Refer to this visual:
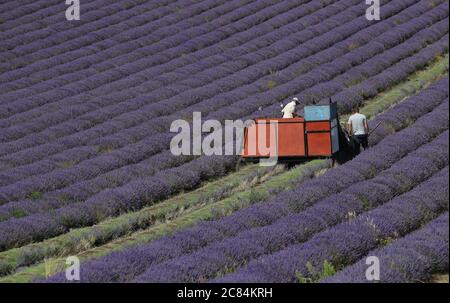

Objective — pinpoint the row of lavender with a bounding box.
[0,2,442,197]
[0,48,447,224]
[43,86,449,282]
[0,0,362,156]
[0,2,445,198]
[132,130,449,282]
[0,0,308,109]
[323,212,449,283]
[1,1,442,171]
[0,0,211,48]
[0,69,446,251]
[0,0,399,142]
[0,5,445,196]
[2,0,304,90]
[215,168,449,283]
[1,0,258,73]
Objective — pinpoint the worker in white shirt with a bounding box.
[281,97,299,118]
[347,105,369,153]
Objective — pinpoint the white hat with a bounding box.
[292,97,299,101]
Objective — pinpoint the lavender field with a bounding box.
[0,0,448,283]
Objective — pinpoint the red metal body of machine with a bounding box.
[241,103,340,161]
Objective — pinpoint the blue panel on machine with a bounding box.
[304,103,337,121]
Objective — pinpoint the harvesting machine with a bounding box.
[241,102,353,164]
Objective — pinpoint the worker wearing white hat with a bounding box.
[281,97,299,118]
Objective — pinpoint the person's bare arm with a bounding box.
[364,119,369,134]
[347,122,352,135]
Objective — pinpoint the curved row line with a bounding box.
[0,0,240,64]
[0,0,186,45]
[0,0,62,28]
[0,0,260,83]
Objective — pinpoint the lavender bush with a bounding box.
[215,167,448,283]
[322,212,449,283]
